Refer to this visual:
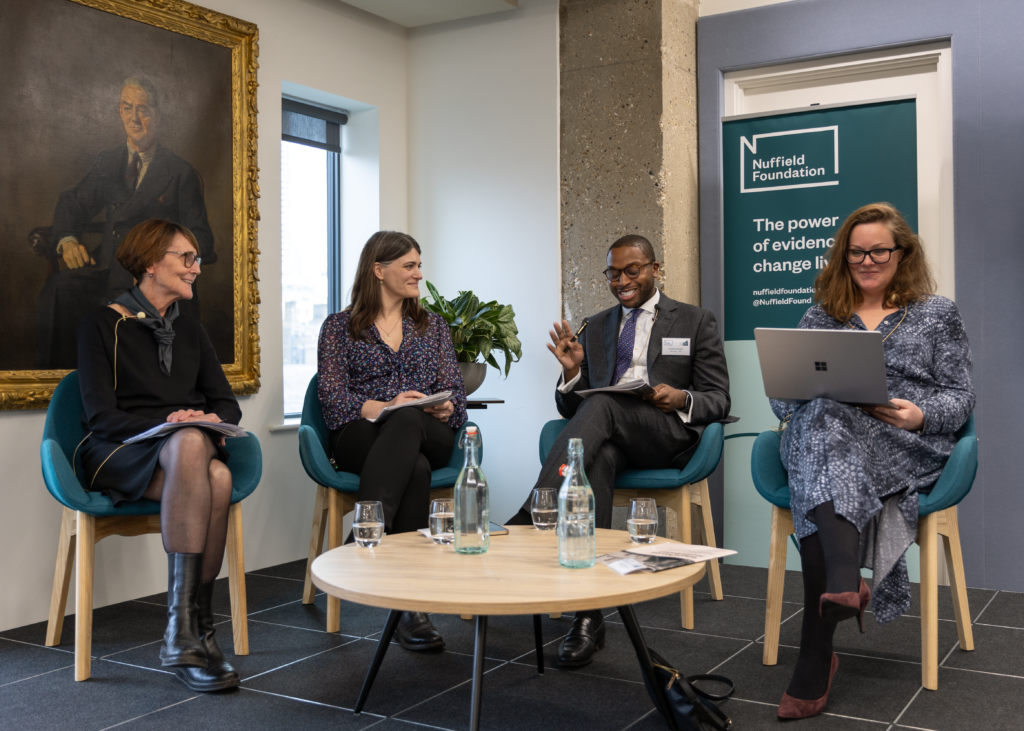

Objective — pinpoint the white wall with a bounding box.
[408,0,561,524]
[0,0,410,633]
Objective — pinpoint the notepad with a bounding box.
[367,391,452,423]
[124,421,248,444]
[577,379,656,398]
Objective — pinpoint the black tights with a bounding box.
[787,531,838,700]
[330,409,455,534]
[812,500,861,594]
[143,428,233,583]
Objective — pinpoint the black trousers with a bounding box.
[330,408,456,534]
[523,393,700,529]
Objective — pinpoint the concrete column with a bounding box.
[560,0,699,322]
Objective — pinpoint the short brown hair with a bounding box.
[116,219,199,280]
[814,202,935,322]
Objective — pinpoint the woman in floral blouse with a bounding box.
[317,230,467,652]
[772,204,974,720]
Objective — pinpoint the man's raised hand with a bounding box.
[547,319,584,381]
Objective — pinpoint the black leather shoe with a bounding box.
[160,553,206,668]
[190,580,240,691]
[396,612,445,651]
[556,610,605,668]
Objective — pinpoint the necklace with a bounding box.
[375,313,403,342]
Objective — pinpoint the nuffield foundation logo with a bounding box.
[740,126,839,193]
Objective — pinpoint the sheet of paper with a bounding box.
[367,391,453,423]
[124,421,248,444]
[624,542,737,562]
[577,379,656,398]
[607,558,651,575]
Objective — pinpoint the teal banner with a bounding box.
[722,98,918,341]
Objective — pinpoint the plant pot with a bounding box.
[458,362,487,396]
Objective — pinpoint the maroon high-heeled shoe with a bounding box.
[777,653,839,719]
[819,577,871,633]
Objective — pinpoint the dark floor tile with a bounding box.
[900,667,1024,730]
[118,685,382,730]
[777,608,961,665]
[900,582,997,624]
[248,558,310,583]
[624,590,801,642]
[941,623,1024,677]
[0,657,194,731]
[400,660,653,731]
[1,599,169,659]
[626,697,886,730]
[428,613,569,662]
[518,619,750,685]
[713,563,805,603]
[0,639,74,687]
[108,615,359,681]
[245,636,500,717]
[716,642,921,723]
[974,590,1024,629]
[254,593,390,639]
[137,573,317,617]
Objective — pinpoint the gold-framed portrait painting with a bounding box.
[0,0,260,409]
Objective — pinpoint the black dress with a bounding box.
[77,306,241,504]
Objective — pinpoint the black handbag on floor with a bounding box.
[642,648,734,731]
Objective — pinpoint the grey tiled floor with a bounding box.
[1,560,1020,731]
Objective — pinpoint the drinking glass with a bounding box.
[626,498,658,544]
[530,487,558,530]
[353,501,385,547]
[429,498,455,545]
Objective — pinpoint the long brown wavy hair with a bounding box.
[815,202,935,322]
[347,230,429,340]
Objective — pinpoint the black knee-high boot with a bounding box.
[783,533,838,703]
[173,580,240,691]
[160,553,206,668]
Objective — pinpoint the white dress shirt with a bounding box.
[559,289,694,423]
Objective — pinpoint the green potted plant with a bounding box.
[421,281,522,395]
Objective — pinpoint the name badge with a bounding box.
[662,338,690,356]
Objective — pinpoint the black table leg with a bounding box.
[617,604,676,731]
[470,615,489,731]
[354,609,402,714]
[532,615,545,674]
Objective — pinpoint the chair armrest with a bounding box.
[919,433,978,515]
[298,424,342,487]
[225,431,263,503]
[539,419,569,465]
[678,422,724,484]
[751,430,791,508]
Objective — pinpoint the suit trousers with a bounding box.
[330,408,455,534]
[526,393,699,529]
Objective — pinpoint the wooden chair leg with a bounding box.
[939,507,974,652]
[679,486,694,630]
[304,485,329,605]
[549,613,562,619]
[693,480,724,601]
[461,615,473,620]
[763,506,793,666]
[326,489,344,633]
[919,511,939,690]
[75,512,95,681]
[46,507,77,647]
[226,502,249,656]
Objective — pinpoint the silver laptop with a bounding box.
[754,328,893,406]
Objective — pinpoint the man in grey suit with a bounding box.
[508,234,732,667]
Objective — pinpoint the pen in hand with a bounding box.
[557,320,588,357]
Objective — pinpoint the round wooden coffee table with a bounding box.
[312,526,706,730]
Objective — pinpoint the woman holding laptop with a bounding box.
[771,203,974,719]
[77,219,243,692]
[317,230,467,650]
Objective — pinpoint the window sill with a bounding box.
[269,418,301,433]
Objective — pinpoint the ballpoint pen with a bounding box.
[557,320,588,357]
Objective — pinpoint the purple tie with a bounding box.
[612,308,641,384]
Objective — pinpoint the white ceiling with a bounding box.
[340,0,518,28]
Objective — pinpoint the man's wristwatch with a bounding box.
[683,393,692,412]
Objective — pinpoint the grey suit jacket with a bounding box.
[555,292,732,441]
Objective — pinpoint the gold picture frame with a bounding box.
[0,0,260,409]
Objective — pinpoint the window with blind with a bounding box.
[281,99,347,416]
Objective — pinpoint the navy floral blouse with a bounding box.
[317,311,468,432]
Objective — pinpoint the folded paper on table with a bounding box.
[597,551,695,574]
[124,421,248,444]
[625,542,736,562]
[368,391,453,423]
[577,379,656,398]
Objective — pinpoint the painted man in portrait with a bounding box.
[35,75,215,369]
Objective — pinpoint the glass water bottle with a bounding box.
[454,426,489,554]
[558,437,596,568]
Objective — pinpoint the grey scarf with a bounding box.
[112,286,179,376]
